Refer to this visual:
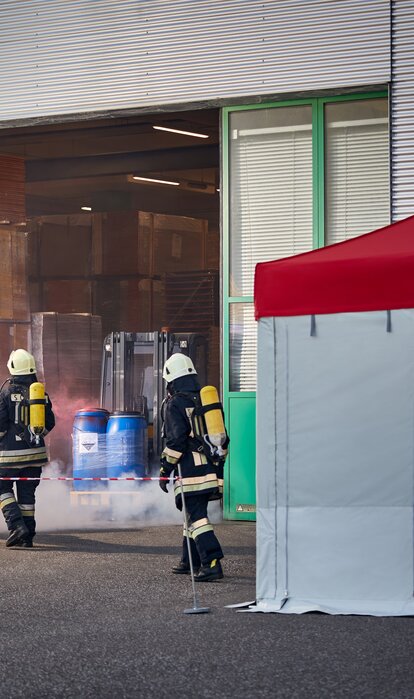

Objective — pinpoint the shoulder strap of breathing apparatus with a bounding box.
[10,381,48,446]
[175,387,228,462]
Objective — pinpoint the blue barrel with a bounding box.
[72,409,109,491]
[106,411,148,479]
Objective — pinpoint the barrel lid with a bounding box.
[75,408,110,417]
[110,410,144,418]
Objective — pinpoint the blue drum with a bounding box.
[106,411,148,480]
[72,409,109,491]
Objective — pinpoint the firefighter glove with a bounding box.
[159,467,170,493]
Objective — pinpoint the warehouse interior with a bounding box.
[0,108,220,468]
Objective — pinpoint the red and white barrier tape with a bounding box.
[0,476,172,481]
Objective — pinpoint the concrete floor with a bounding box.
[1,521,414,698]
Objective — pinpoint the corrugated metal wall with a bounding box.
[0,0,390,123]
[391,0,414,221]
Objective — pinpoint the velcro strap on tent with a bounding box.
[310,315,317,337]
[386,310,392,333]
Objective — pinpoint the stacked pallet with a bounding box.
[164,270,219,387]
[0,225,31,372]
[31,312,102,402]
[28,215,93,314]
[0,157,30,372]
[31,312,102,468]
[0,155,25,225]
[164,270,219,333]
[28,211,209,336]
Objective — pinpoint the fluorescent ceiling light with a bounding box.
[132,175,180,186]
[81,206,92,211]
[153,125,209,139]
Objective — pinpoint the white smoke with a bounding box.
[35,461,223,532]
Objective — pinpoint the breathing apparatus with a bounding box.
[11,381,47,446]
[28,382,47,445]
[199,385,227,458]
[7,350,47,445]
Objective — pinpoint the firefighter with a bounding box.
[159,353,229,582]
[0,349,55,548]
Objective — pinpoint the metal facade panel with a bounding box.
[0,0,390,122]
[391,0,414,221]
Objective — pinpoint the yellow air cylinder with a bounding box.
[29,382,46,436]
[200,385,226,449]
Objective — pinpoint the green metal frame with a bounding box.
[221,90,387,520]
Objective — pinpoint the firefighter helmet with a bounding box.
[163,353,197,382]
[7,349,37,376]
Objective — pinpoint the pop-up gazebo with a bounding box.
[252,215,414,615]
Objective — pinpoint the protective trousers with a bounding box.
[0,466,41,539]
[182,493,223,568]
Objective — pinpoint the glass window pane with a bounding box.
[325,98,389,244]
[230,303,256,392]
[229,105,313,297]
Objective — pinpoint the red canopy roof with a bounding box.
[254,216,414,319]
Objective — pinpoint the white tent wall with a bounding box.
[254,310,414,615]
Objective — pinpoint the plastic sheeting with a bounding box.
[252,310,414,616]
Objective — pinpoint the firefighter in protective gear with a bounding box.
[0,349,55,548]
[159,353,229,582]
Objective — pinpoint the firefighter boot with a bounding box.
[6,522,30,548]
[172,537,201,574]
[172,561,200,574]
[15,535,34,548]
[195,559,224,582]
[172,561,192,574]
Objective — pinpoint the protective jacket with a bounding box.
[0,374,55,468]
[161,374,228,509]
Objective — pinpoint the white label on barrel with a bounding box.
[79,432,99,454]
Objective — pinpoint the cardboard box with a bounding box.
[38,215,92,277]
[28,281,41,313]
[92,211,207,278]
[94,277,165,335]
[31,312,102,400]
[93,279,123,335]
[0,155,25,224]
[27,223,40,278]
[152,279,165,330]
[0,322,31,376]
[31,312,103,468]
[29,211,210,341]
[92,212,145,276]
[0,226,30,321]
[206,225,220,270]
[42,279,93,314]
[148,213,207,275]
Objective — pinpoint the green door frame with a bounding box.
[221,90,388,521]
